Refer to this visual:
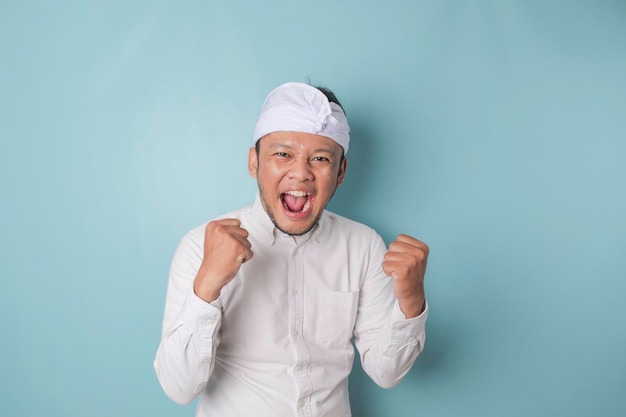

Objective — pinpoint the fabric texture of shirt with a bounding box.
[154,195,428,417]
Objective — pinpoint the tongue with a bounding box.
[283,194,307,212]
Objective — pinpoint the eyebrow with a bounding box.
[308,146,335,153]
[267,142,296,150]
[267,143,337,155]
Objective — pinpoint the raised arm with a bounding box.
[154,219,253,404]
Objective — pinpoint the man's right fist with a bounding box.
[193,219,253,303]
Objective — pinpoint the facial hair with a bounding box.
[256,181,340,236]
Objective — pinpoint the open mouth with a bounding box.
[281,190,312,216]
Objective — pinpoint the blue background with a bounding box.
[1,1,625,416]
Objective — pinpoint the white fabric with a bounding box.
[253,82,351,154]
[154,194,427,417]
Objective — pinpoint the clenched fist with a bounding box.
[193,219,253,303]
[382,234,429,318]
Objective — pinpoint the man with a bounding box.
[154,82,429,417]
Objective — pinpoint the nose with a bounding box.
[289,158,314,181]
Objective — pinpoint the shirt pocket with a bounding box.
[316,290,359,349]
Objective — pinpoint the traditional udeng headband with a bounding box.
[253,82,351,154]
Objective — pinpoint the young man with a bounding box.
[154,82,429,417]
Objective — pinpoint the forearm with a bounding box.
[154,292,222,405]
[357,300,428,388]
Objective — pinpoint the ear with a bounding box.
[336,157,348,186]
[248,146,258,178]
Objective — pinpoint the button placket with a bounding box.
[288,242,313,417]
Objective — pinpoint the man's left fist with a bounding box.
[382,234,429,318]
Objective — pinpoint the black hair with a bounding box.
[314,85,346,115]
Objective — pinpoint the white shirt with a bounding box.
[154,195,428,417]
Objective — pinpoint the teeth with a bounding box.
[284,190,309,197]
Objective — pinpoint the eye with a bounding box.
[274,152,290,158]
[312,156,330,162]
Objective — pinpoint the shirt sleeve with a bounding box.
[153,227,223,405]
[352,233,428,389]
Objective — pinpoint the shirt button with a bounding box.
[207,319,216,325]
[292,329,299,337]
[292,289,298,296]
[295,364,303,372]
[298,399,306,408]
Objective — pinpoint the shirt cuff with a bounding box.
[389,299,428,337]
[376,300,428,360]
[180,290,222,336]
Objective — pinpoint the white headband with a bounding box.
[253,82,350,154]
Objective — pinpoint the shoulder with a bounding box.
[321,210,384,245]
[322,209,376,232]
